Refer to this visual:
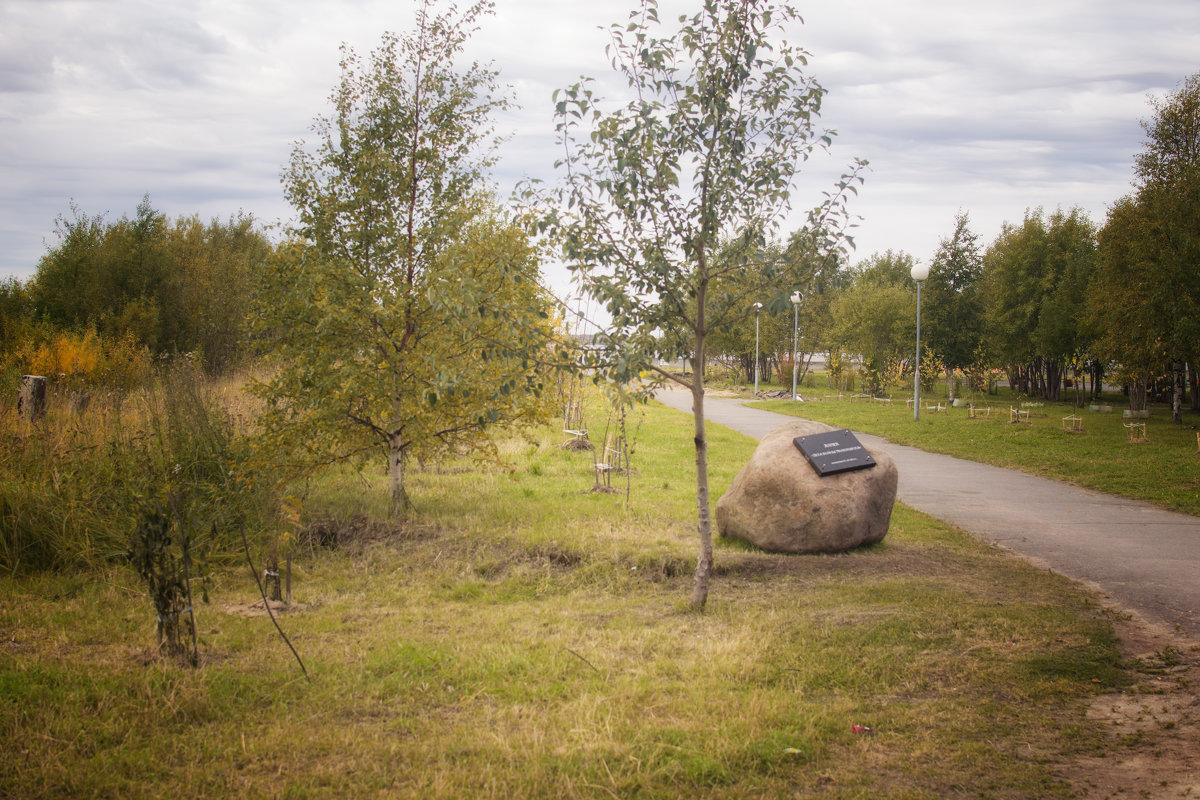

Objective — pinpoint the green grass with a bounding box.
[0,397,1152,799]
[750,385,1200,516]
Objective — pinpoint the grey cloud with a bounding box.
[2,0,1198,280]
[0,3,56,93]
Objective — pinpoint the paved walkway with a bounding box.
[654,388,1200,641]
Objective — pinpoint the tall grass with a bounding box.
[0,360,275,574]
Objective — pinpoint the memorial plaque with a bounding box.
[793,429,876,476]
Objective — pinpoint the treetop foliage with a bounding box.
[13,196,271,375]
[549,0,864,375]
[1087,72,1200,410]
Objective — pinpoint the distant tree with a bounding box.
[255,2,556,515]
[922,212,984,398]
[703,236,834,387]
[1135,75,1200,301]
[778,227,852,385]
[28,197,270,371]
[1087,197,1168,412]
[30,202,111,332]
[166,214,272,372]
[548,0,864,609]
[1090,72,1200,420]
[983,208,1096,401]
[830,251,916,395]
[703,245,782,383]
[0,278,32,361]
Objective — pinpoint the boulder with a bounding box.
[715,420,897,554]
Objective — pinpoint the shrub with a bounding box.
[0,357,275,574]
[16,328,151,396]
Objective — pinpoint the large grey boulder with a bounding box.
[716,420,898,554]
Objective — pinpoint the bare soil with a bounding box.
[1063,609,1200,799]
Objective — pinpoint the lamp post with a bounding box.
[910,261,930,420]
[790,290,803,401]
[752,302,763,396]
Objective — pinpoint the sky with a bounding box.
[2,0,1198,303]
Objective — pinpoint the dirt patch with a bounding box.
[223,599,312,618]
[710,540,963,585]
[1060,611,1200,799]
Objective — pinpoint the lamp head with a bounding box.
[790,290,803,305]
[753,302,763,311]
[910,262,931,282]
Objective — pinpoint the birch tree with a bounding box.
[255,1,556,514]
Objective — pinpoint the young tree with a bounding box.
[549,0,864,609]
[922,212,984,396]
[254,1,556,514]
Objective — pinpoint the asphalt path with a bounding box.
[654,387,1200,642]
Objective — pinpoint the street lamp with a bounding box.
[790,290,803,401]
[752,302,763,396]
[910,261,931,420]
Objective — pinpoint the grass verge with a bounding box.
[751,390,1200,516]
[0,397,1161,799]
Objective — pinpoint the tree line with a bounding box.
[1,196,272,379]
[705,72,1200,423]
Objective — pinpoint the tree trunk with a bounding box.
[1190,363,1199,412]
[690,321,713,611]
[1046,358,1060,402]
[689,379,713,611]
[1129,380,1148,413]
[1172,362,1184,423]
[1092,360,1105,401]
[18,375,47,423]
[387,430,408,517]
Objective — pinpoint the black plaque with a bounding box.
[793,429,876,476]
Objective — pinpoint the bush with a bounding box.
[15,328,151,395]
[0,357,275,574]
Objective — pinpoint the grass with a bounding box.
[747,380,1200,516]
[0,394,1144,799]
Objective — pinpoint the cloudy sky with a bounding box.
[2,0,1197,300]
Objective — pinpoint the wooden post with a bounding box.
[18,375,47,422]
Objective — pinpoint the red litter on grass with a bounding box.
[851,724,874,734]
